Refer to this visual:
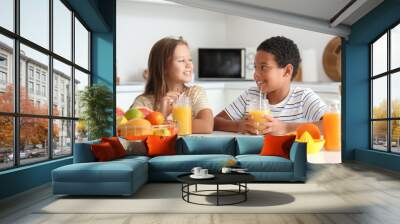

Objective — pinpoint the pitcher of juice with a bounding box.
[172,95,192,135]
[247,98,270,132]
[323,101,341,151]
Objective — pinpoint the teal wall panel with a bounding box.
[0,158,72,199]
[344,0,400,171]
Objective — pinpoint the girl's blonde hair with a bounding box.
[143,36,188,109]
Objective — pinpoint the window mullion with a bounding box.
[71,10,76,154]
[49,0,54,160]
[13,0,20,167]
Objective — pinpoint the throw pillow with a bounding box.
[119,137,148,156]
[260,134,296,159]
[91,142,117,162]
[146,135,177,157]
[101,137,127,158]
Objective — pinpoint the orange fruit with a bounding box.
[296,123,321,140]
[146,111,165,125]
[120,118,152,137]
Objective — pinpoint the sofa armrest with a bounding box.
[73,140,100,163]
[289,142,307,181]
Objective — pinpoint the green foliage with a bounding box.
[79,84,113,140]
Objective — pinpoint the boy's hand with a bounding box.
[236,116,259,135]
[260,114,288,135]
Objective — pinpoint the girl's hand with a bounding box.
[260,114,288,136]
[159,90,181,117]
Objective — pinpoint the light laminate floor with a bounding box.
[1,162,400,224]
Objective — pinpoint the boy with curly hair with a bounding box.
[214,36,327,135]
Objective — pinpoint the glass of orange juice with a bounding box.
[172,95,192,135]
[247,98,270,132]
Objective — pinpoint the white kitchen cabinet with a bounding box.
[117,81,341,113]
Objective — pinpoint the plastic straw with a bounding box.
[259,87,262,110]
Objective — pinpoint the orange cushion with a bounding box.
[260,134,296,159]
[101,137,127,158]
[146,135,177,157]
[91,142,117,162]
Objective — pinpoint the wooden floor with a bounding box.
[1,162,400,224]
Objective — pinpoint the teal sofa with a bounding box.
[52,135,306,196]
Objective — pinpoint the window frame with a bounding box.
[0,0,92,171]
[370,20,400,154]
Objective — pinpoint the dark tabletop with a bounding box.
[177,172,255,185]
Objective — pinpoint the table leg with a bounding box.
[245,183,247,201]
[217,184,219,206]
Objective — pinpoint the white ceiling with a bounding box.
[166,0,384,37]
[125,0,384,37]
[226,0,352,23]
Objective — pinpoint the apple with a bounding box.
[153,128,171,136]
[116,107,125,116]
[136,106,153,117]
[116,116,128,126]
[124,108,144,120]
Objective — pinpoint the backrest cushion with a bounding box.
[101,137,126,158]
[146,135,177,157]
[260,134,296,159]
[119,137,147,156]
[73,139,100,163]
[235,136,264,155]
[179,136,236,155]
[91,142,118,161]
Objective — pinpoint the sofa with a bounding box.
[52,135,306,196]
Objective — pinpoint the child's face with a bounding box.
[253,50,291,94]
[166,44,193,84]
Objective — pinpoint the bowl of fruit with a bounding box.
[117,106,178,138]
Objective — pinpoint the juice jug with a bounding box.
[172,95,192,135]
[323,101,341,151]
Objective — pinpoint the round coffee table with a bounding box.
[177,173,255,206]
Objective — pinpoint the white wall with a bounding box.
[117,0,336,83]
[117,0,228,83]
[224,15,334,82]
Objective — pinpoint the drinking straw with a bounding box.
[259,87,262,110]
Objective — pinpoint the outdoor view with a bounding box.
[371,23,400,153]
[0,0,90,170]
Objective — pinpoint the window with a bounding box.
[28,81,34,94]
[0,0,91,170]
[42,85,46,97]
[371,23,400,154]
[0,54,7,86]
[36,83,40,95]
[0,54,7,67]
[0,72,6,86]
[35,70,41,81]
[28,67,34,80]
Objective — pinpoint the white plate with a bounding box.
[190,174,215,179]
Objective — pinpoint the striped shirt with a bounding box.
[224,86,328,122]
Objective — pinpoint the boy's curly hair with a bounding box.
[257,36,301,80]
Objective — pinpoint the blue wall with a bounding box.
[343,0,400,171]
[0,0,116,200]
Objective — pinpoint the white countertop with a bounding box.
[117,81,341,94]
